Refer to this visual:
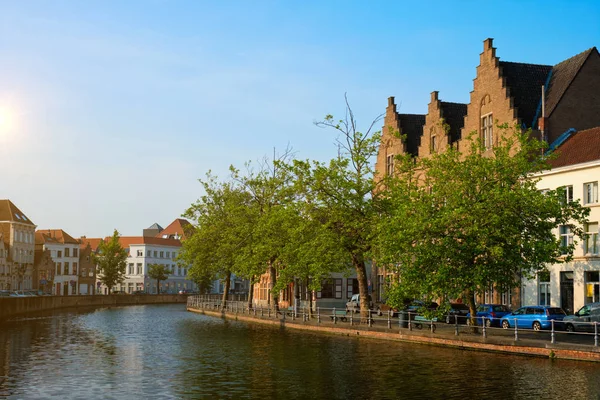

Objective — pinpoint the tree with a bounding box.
[93,230,128,295]
[377,128,590,322]
[148,264,171,294]
[291,96,384,320]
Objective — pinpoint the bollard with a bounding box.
[253,307,256,317]
[387,311,391,329]
[333,307,336,324]
[268,308,271,318]
[283,307,286,320]
[551,320,555,344]
[368,311,372,327]
[408,312,412,331]
[350,311,353,326]
[292,309,295,321]
[317,307,321,324]
[482,318,487,338]
[261,305,264,317]
[430,319,434,333]
[514,318,518,341]
[595,322,599,347]
[454,315,459,336]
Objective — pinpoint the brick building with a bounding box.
[0,200,36,291]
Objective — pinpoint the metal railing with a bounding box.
[187,296,600,349]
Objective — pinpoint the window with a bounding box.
[57,250,62,258]
[172,252,177,260]
[346,278,359,299]
[538,271,550,306]
[386,154,394,176]
[559,225,573,253]
[160,251,164,258]
[65,248,70,257]
[484,285,494,304]
[317,278,342,299]
[72,262,78,275]
[153,251,158,258]
[430,134,437,153]
[166,252,170,259]
[147,250,151,257]
[128,263,134,275]
[500,291,512,307]
[559,185,573,204]
[64,262,69,275]
[56,262,62,276]
[137,250,143,257]
[585,222,599,255]
[481,113,493,149]
[137,263,142,275]
[584,182,598,204]
[73,248,78,257]
[585,271,600,303]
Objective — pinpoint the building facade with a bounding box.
[35,229,80,295]
[0,200,36,291]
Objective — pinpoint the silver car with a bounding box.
[563,302,600,332]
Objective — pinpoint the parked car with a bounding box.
[443,303,470,324]
[500,306,566,331]
[133,290,146,295]
[0,290,11,297]
[563,302,600,332]
[466,304,512,327]
[346,294,373,313]
[10,291,29,297]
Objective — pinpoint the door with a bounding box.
[560,272,574,315]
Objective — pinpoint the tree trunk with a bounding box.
[353,252,370,322]
[268,265,279,312]
[306,277,313,318]
[157,279,160,295]
[221,270,231,311]
[466,288,479,333]
[247,277,254,309]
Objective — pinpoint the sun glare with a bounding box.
[0,106,17,134]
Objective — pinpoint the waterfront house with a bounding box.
[35,229,81,295]
[0,200,36,291]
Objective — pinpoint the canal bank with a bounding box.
[187,306,600,363]
[0,294,187,320]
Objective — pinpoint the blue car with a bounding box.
[466,304,511,327]
[500,306,566,331]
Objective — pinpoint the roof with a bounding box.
[156,218,193,240]
[35,229,79,245]
[545,47,598,118]
[398,113,426,156]
[548,126,600,168]
[499,61,552,128]
[82,236,182,251]
[440,102,468,143]
[147,222,164,231]
[0,200,35,226]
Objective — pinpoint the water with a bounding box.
[1,304,599,399]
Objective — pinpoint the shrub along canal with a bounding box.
[1,304,599,399]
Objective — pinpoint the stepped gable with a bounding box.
[548,126,600,168]
[0,199,35,225]
[545,47,598,117]
[399,113,426,156]
[498,61,552,128]
[439,101,467,143]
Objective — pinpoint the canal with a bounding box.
[1,304,599,399]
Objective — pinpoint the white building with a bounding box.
[35,229,80,295]
[523,127,600,314]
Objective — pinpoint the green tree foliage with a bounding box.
[290,97,384,319]
[148,263,171,294]
[377,128,590,321]
[93,230,128,295]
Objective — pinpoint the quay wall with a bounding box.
[189,307,600,363]
[0,294,187,320]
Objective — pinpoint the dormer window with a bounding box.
[481,113,493,149]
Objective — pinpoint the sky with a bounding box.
[0,1,599,238]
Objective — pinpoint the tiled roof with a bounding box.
[35,229,79,245]
[440,102,467,143]
[147,222,164,231]
[545,47,598,117]
[0,200,35,226]
[156,218,193,240]
[499,61,552,128]
[82,236,182,251]
[548,126,600,168]
[399,114,426,156]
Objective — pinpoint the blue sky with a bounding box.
[0,1,598,237]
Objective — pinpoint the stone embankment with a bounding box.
[0,294,187,320]
[188,304,600,363]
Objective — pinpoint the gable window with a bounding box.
[431,134,438,153]
[481,113,493,149]
[538,271,550,306]
[584,182,598,205]
[386,154,394,176]
[585,222,599,255]
[559,225,573,254]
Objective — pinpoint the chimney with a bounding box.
[430,91,439,102]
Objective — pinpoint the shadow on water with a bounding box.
[1,304,600,399]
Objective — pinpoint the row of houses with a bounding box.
[372,38,600,314]
[0,201,221,295]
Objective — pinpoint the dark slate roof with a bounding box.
[399,113,426,157]
[440,102,468,143]
[548,126,600,168]
[499,61,552,128]
[545,47,597,117]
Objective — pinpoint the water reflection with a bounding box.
[0,304,599,399]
